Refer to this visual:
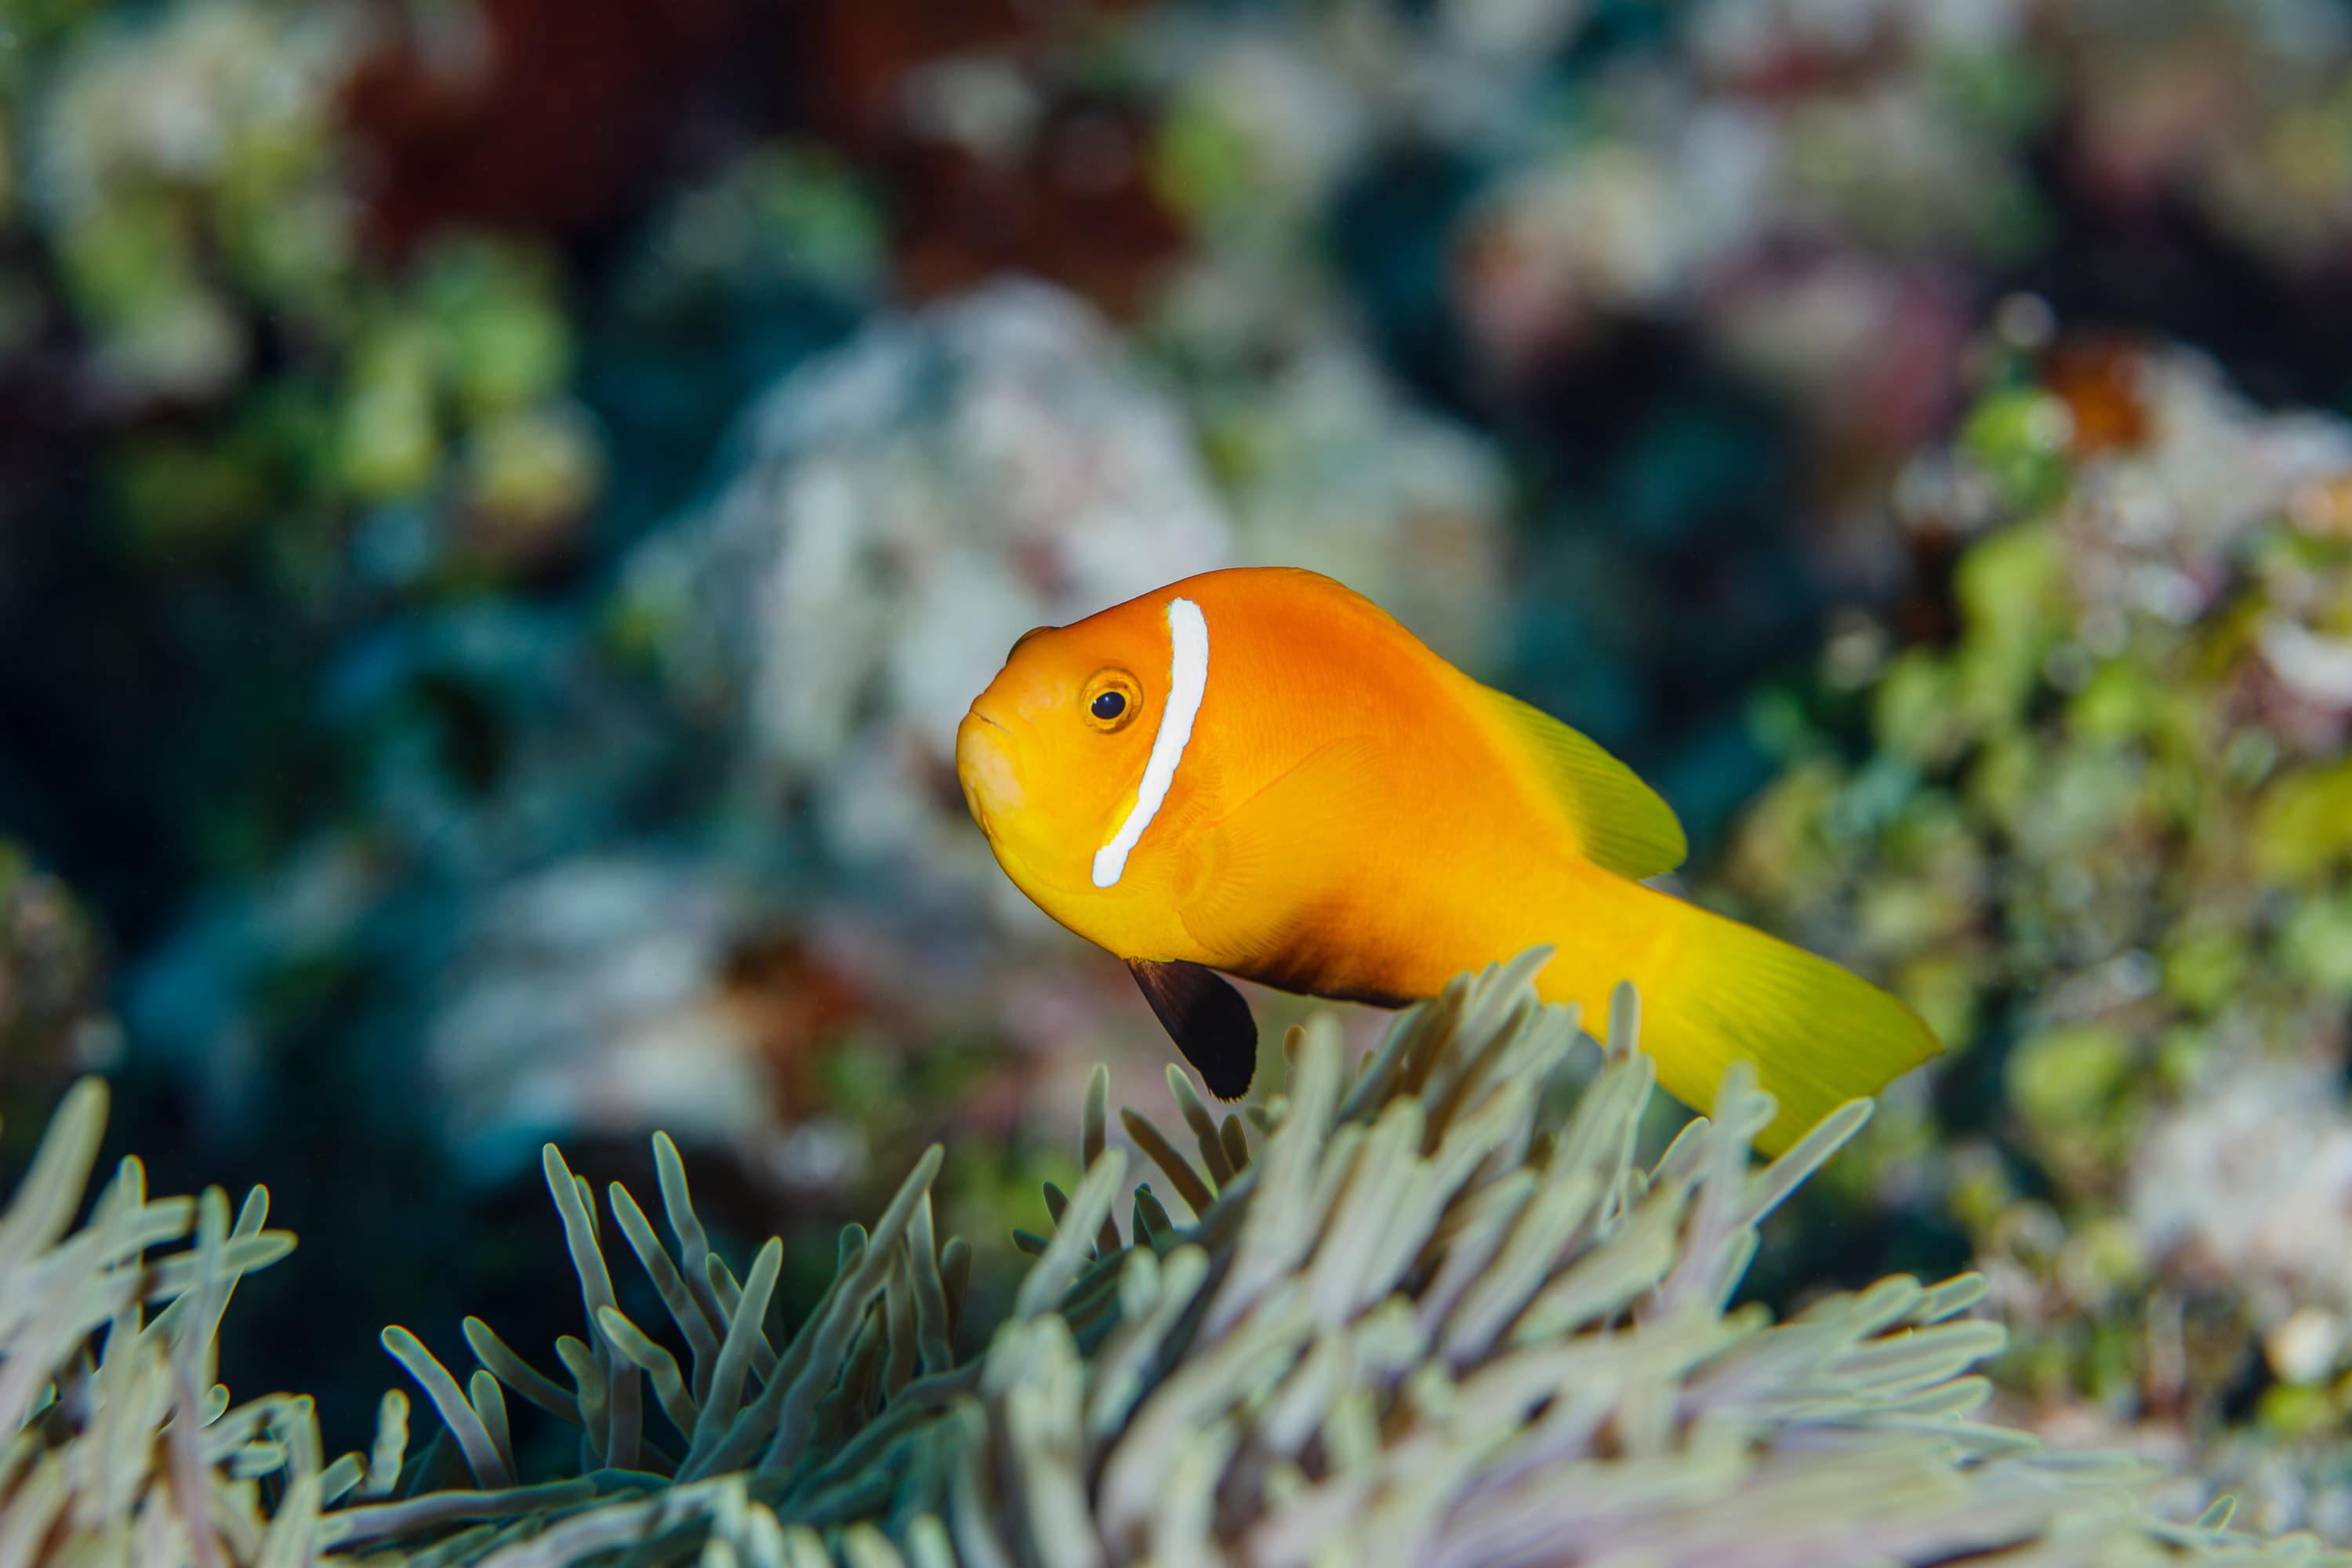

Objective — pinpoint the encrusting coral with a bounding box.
[5,957,2341,1565]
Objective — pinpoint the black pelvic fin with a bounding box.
[1127,958,1258,1100]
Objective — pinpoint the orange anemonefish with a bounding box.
[956,567,1940,1152]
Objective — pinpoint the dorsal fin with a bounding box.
[1475,685,1687,880]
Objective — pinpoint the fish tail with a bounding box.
[1573,883,1941,1156]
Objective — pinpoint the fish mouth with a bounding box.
[956,705,1023,833]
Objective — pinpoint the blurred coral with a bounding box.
[30,0,367,405]
[343,0,743,249]
[617,281,1233,915]
[785,0,1184,315]
[421,855,784,1160]
[0,846,119,1094]
[1719,319,2352,1530]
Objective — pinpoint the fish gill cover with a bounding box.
[0,958,2335,1565]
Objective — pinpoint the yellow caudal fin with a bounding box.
[1474,685,1687,881]
[1610,886,1942,1155]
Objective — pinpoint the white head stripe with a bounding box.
[1093,597,1207,888]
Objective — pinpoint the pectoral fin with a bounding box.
[1171,738,1387,978]
[1128,958,1258,1100]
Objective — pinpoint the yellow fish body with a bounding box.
[956,566,1938,1152]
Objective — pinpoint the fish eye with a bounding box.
[1083,670,1142,733]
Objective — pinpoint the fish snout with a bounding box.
[955,704,1023,831]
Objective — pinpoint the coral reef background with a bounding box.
[12,0,2352,1546]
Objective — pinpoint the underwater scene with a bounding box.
[12,0,2352,1561]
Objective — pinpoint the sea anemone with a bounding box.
[5,956,2322,1563]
